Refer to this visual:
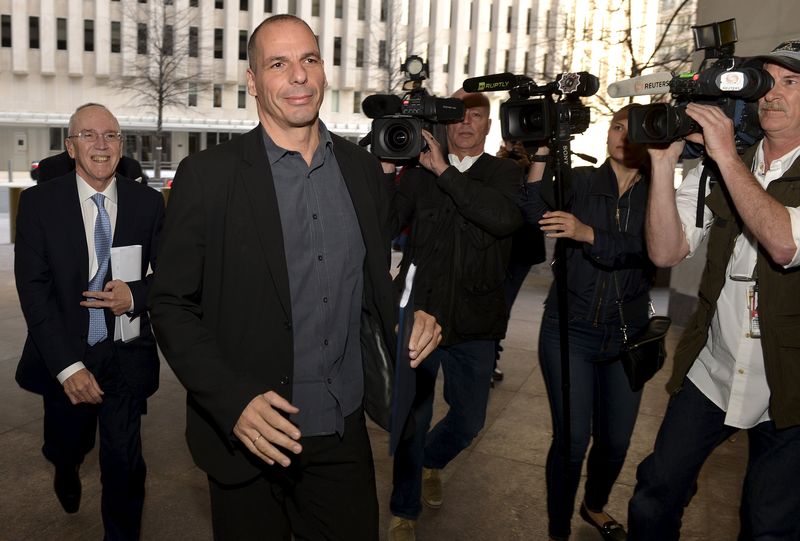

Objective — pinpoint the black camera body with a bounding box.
[463,71,598,143]
[501,95,591,142]
[361,56,464,159]
[626,19,772,154]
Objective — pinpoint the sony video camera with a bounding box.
[462,71,599,143]
[361,56,465,159]
[626,19,772,154]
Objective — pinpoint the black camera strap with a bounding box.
[696,159,719,228]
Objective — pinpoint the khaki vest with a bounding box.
[668,146,800,429]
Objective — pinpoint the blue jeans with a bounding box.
[390,340,495,520]
[539,315,643,539]
[628,378,800,541]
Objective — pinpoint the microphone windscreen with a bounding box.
[607,72,673,98]
[462,73,518,93]
[361,94,403,118]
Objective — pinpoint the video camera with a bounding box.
[361,56,465,159]
[462,71,599,143]
[626,19,772,155]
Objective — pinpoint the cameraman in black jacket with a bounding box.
[387,89,523,540]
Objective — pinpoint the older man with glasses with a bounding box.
[14,102,164,540]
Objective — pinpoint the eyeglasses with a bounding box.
[67,131,123,143]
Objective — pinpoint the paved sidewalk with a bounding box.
[0,235,745,540]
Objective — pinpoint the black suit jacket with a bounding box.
[149,126,397,484]
[15,172,164,399]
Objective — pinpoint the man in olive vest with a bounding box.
[629,40,800,540]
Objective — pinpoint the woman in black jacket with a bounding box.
[521,105,653,541]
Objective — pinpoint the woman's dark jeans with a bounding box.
[539,314,643,539]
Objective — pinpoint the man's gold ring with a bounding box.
[252,434,262,445]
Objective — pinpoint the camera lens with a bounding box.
[641,108,671,139]
[386,124,411,152]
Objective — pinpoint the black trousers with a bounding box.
[208,407,378,541]
[42,340,146,541]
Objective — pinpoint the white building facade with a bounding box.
[0,0,695,173]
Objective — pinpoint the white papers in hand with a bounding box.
[111,245,142,342]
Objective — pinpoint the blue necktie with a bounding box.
[88,193,111,346]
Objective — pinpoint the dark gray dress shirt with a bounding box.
[262,123,366,437]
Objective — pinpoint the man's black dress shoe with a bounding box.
[54,465,81,513]
[579,502,627,541]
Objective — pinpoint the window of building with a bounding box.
[138,0,147,3]
[84,19,94,52]
[464,46,470,74]
[353,91,362,114]
[443,46,449,73]
[213,84,222,107]
[238,30,247,60]
[215,0,224,8]
[312,0,320,17]
[137,23,148,55]
[49,128,68,151]
[356,38,364,68]
[507,6,512,32]
[188,83,198,106]
[526,8,532,34]
[264,0,272,12]
[468,3,472,31]
[188,132,200,154]
[214,28,223,59]
[56,18,67,50]
[110,21,121,53]
[288,0,296,14]
[164,24,174,55]
[29,17,39,49]
[333,37,341,66]
[378,40,386,68]
[189,26,198,57]
[1,15,10,48]
[504,49,510,72]
[190,0,198,6]
[206,132,232,147]
[524,51,529,74]
[358,0,366,20]
[240,0,248,10]
[238,85,247,108]
[484,48,490,73]
[330,90,339,112]
[380,0,387,21]
[335,0,342,19]
[488,8,493,30]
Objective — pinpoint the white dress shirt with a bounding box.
[56,175,120,384]
[677,141,800,428]
[448,153,483,172]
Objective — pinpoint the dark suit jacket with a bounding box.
[38,151,146,185]
[149,126,397,484]
[15,172,165,399]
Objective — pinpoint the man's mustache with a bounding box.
[760,103,788,113]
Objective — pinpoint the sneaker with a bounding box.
[388,516,416,541]
[421,467,443,508]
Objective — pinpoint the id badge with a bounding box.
[747,283,760,339]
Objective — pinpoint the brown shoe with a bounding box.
[388,516,416,541]
[422,467,442,508]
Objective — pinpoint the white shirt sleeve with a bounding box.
[675,162,715,258]
[56,362,87,384]
[783,206,800,268]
